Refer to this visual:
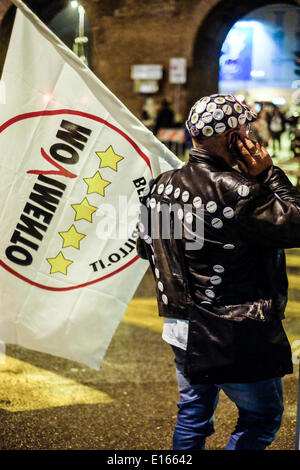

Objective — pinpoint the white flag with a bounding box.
[0,0,182,369]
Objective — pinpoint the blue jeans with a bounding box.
[171,345,284,450]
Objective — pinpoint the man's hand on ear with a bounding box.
[235,136,273,177]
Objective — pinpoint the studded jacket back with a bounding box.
[136,148,300,384]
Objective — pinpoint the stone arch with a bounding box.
[188,0,300,109]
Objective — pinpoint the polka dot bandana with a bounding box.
[186,94,257,139]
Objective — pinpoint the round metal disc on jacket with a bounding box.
[196,120,204,130]
[238,114,246,125]
[157,184,164,194]
[245,110,253,121]
[143,186,150,196]
[174,187,181,199]
[201,96,211,104]
[165,184,173,195]
[237,185,250,197]
[190,125,199,137]
[202,126,214,137]
[182,190,189,202]
[223,243,235,250]
[223,104,232,115]
[144,235,152,244]
[191,113,199,124]
[234,103,243,113]
[193,196,202,208]
[213,109,224,121]
[195,102,206,114]
[185,212,193,224]
[215,97,226,104]
[188,107,194,120]
[177,208,184,220]
[157,281,164,292]
[162,294,168,305]
[206,201,217,213]
[212,218,223,229]
[202,112,213,124]
[155,268,160,278]
[223,207,234,218]
[213,264,224,273]
[205,289,215,299]
[210,275,222,285]
[150,198,156,209]
[215,122,226,134]
[228,116,238,128]
[225,95,235,102]
[151,184,156,194]
[206,102,217,112]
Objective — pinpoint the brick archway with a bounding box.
[188,0,300,109]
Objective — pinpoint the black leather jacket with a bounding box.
[136,148,299,384]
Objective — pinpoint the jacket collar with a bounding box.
[189,147,232,171]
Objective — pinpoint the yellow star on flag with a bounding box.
[47,251,73,275]
[59,225,86,249]
[71,197,98,223]
[83,171,111,196]
[96,146,124,171]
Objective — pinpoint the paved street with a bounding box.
[0,250,299,450]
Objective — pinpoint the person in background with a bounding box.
[141,97,157,133]
[268,106,285,154]
[252,108,270,148]
[154,99,175,135]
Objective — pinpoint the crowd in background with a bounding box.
[140,96,300,161]
[250,103,299,157]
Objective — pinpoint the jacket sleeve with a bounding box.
[235,165,300,248]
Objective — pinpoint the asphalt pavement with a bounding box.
[0,250,299,450]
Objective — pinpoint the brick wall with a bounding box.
[82,0,221,119]
[2,0,298,119]
[0,0,222,119]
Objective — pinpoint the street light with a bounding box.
[71,2,89,66]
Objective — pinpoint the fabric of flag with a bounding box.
[0,0,182,368]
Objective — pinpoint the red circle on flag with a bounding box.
[0,109,150,291]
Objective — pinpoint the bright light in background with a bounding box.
[254,102,262,112]
[71,1,78,8]
[219,5,300,97]
[250,70,265,78]
[272,97,287,105]
[234,20,261,28]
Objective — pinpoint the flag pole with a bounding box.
[296,363,300,450]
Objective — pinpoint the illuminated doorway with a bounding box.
[218,3,300,105]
